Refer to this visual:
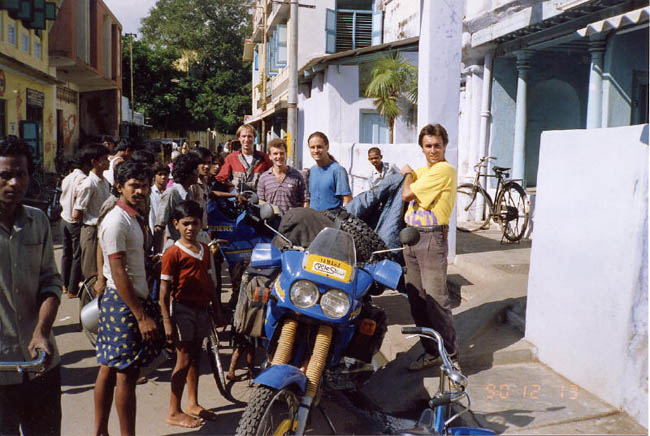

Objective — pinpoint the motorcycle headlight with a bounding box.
[290,280,319,309]
[321,289,351,319]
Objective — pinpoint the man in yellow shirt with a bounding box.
[401,123,458,371]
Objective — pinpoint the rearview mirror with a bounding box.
[399,227,420,246]
[260,203,275,221]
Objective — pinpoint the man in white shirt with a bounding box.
[366,147,399,191]
[73,143,111,280]
[59,153,89,297]
[149,162,170,234]
[103,140,133,186]
[154,153,200,254]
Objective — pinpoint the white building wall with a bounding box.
[381,0,419,43]
[526,125,648,427]
[297,0,334,69]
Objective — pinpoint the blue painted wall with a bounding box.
[489,52,589,187]
[488,56,517,188]
[603,27,649,127]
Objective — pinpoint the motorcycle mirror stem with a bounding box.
[259,203,295,247]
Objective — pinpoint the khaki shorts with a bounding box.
[171,301,211,343]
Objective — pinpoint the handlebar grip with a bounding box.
[401,327,421,335]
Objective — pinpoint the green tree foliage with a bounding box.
[365,53,417,143]
[124,0,252,133]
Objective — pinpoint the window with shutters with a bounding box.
[325,1,383,54]
[335,10,372,52]
[267,24,287,75]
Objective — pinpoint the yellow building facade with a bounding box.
[0,9,59,172]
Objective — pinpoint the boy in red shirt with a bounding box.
[159,200,219,428]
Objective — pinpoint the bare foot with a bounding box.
[186,405,217,421]
[166,412,204,428]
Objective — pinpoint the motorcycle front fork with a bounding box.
[271,320,333,436]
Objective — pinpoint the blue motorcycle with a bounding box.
[206,192,277,267]
[235,204,419,436]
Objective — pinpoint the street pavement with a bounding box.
[50,222,647,435]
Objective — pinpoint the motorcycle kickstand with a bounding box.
[317,404,337,435]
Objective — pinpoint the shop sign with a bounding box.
[26,88,44,108]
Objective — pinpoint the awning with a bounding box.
[577,7,649,37]
[245,100,288,125]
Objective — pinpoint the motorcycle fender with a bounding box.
[253,364,307,393]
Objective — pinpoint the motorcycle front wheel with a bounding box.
[235,385,300,436]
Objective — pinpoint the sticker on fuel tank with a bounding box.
[305,254,352,282]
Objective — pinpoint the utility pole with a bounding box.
[287,0,298,167]
[125,33,136,132]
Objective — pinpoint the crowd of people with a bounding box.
[0,121,458,435]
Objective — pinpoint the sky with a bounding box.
[105,0,158,37]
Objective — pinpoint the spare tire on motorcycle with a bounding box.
[271,207,389,263]
[319,208,390,262]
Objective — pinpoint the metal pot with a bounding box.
[80,296,100,334]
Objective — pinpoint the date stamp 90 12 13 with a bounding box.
[484,383,580,401]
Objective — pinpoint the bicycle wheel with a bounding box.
[495,182,529,242]
[456,183,492,232]
[206,315,230,400]
[79,275,98,347]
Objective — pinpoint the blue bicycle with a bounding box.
[397,327,496,436]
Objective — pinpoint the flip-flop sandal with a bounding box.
[195,410,218,421]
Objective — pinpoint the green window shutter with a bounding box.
[44,1,55,20]
[325,8,336,54]
[371,10,382,46]
[1,0,20,12]
[17,0,32,20]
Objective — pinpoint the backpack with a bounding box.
[232,273,272,338]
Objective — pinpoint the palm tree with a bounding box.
[365,53,417,144]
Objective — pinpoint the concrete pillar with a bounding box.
[512,50,534,185]
[458,69,473,180]
[468,64,483,172]
[478,50,494,160]
[418,0,463,260]
[586,38,607,129]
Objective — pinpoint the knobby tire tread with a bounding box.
[318,209,389,262]
[235,385,278,436]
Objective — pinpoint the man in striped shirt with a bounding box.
[256,139,309,212]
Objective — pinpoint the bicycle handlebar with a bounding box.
[401,327,468,388]
[0,349,47,373]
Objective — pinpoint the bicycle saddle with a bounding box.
[493,166,510,172]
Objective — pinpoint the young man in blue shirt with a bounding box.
[307,131,351,211]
